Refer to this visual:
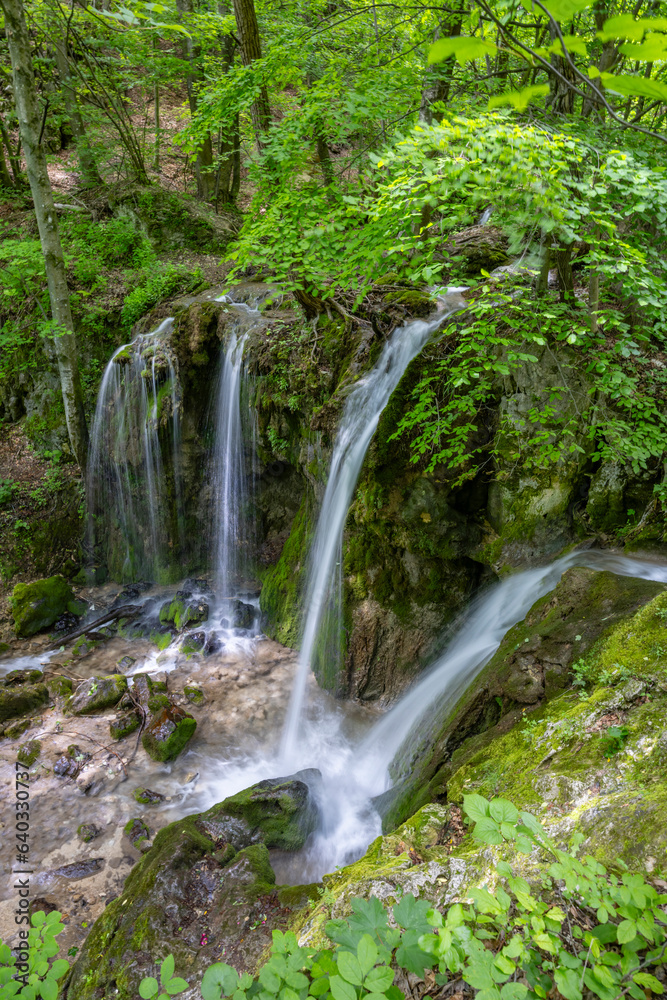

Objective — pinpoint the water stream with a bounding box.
[280,295,466,762]
[86,318,183,582]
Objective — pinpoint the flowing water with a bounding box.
[86,318,183,582]
[279,294,467,762]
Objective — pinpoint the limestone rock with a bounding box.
[10,575,85,637]
[17,740,41,766]
[66,675,128,715]
[0,673,49,723]
[141,704,196,762]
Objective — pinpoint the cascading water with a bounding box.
[211,330,252,606]
[279,293,467,762]
[86,318,184,582]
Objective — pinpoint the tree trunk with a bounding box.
[176,0,217,200]
[0,111,24,184]
[2,0,89,471]
[545,21,576,114]
[419,15,461,125]
[53,34,103,188]
[232,0,271,145]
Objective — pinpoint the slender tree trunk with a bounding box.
[2,0,89,471]
[153,36,161,173]
[176,0,217,200]
[232,0,271,145]
[545,21,576,114]
[0,139,13,187]
[0,112,24,184]
[53,34,103,187]
[419,14,462,125]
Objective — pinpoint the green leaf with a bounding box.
[542,0,593,19]
[619,37,667,60]
[489,799,519,824]
[364,968,394,993]
[554,969,583,1000]
[463,793,491,823]
[472,817,503,845]
[202,964,241,1000]
[310,979,331,997]
[330,974,358,1000]
[428,36,497,67]
[617,920,637,944]
[161,956,175,987]
[337,953,364,987]
[259,966,281,994]
[31,913,46,927]
[598,14,667,40]
[599,73,667,102]
[500,986,528,1000]
[357,936,378,977]
[139,978,159,999]
[634,974,664,994]
[166,979,189,995]
[39,979,57,1000]
[392,896,433,935]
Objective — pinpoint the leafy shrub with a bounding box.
[0,911,69,1000]
[138,793,667,1000]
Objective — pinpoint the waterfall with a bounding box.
[86,318,183,582]
[279,293,467,763]
[211,331,252,607]
[351,549,667,797]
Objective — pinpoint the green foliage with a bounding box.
[138,794,667,1000]
[0,911,70,1000]
[138,955,188,999]
[599,724,630,757]
[0,479,19,507]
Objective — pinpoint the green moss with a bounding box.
[147,693,171,712]
[66,675,128,715]
[77,823,100,843]
[46,676,73,702]
[10,575,76,637]
[234,843,276,900]
[110,711,140,740]
[150,628,173,650]
[260,499,312,647]
[17,739,41,766]
[0,682,49,723]
[124,817,151,848]
[382,290,435,318]
[141,707,196,762]
[207,774,317,851]
[183,685,204,705]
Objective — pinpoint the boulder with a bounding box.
[66,675,128,715]
[0,676,49,724]
[159,593,208,630]
[17,739,41,766]
[65,773,321,1000]
[10,576,86,637]
[109,711,140,740]
[141,704,196,762]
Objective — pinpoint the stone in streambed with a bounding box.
[17,740,41,766]
[124,817,151,850]
[66,675,128,715]
[133,787,166,805]
[10,575,87,637]
[184,685,204,705]
[109,711,140,740]
[159,593,208,630]
[141,704,196,762]
[0,674,49,724]
[77,823,101,843]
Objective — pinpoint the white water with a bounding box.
[86,318,183,582]
[280,296,466,762]
[212,331,251,604]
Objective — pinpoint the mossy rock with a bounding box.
[65,807,311,1000]
[66,675,128,715]
[204,769,320,851]
[183,685,204,705]
[382,289,435,318]
[46,676,73,703]
[2,717,32,739]
[17,740,41,766]
[77,823,101,843]
[124,817,151,849]
[110,711,140,740]
[147,693,171,713]
[378,566,665,831]
[0,682,49,724]
[159,595,208,630]
[10,575,79,637]
[133,787,165,805]
[141,705,196,762]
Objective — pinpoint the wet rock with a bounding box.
[77,823,101,843]
[51,611,81,634]
[10,575,85,637]
[148,693,171,712]
[0,678,49,723]
[66,675,128,715]
[220,599,255,630]
[51,858,104,879]
[2,717,31,739]
[180,577,214,598]
[76,765,108,797]
[203,632,222,655]
[111,582,153,607]
[3,668,43,686]
[17,739,41,766]
[46,676,73,705]
[180,630,205,656]
[117,655,136,671]
[202,769,321,851]
[54,744,91,778]
[184,685,204,705]
[141,704,196,762]
[124,817,151,850]
[131,673,153,709]
[159,594,208,630]
[109,711,140,741]
[133,787,166,805]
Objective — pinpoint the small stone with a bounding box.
[117,656,136,671]
[17,740,41,766]
[141,704,196,762]
[4,717,31,739]
[77,823,101,843]
[180,631,205,656]
[183,686,204,705]
[46,676,73,703]
[133,787,166,805]
[109,712,140,741]
[124,817,150,849]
